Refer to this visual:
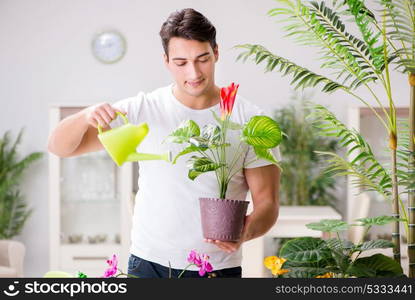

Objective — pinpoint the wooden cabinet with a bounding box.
[48,105,134,277]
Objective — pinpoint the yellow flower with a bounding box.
[315,272,334,278]
[263,256,290,276]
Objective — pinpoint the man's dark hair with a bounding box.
[159,8,217,59]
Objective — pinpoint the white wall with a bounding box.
[0,0,410,276]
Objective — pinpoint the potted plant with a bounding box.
[235,0,415,276]
[165,83,282,242]
[0,129,43,277]
[0,129,43,239]
[274,92,339,206]
[264,216,405,278]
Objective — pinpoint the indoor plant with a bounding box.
[0,129,43,239]
[165,82,282,242]
[274,92,339,206]
[264,216,405,278]
[235,0,415,277]
[44,250,213,278]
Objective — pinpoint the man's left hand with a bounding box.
[204,238,243,253]
[204,215,251,253]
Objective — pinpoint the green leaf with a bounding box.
[234,44,346,92]
[165,120,200,144]
[306,219,350,232]
[252,147,280,166]
[0,129,43,239]
[186,156,222,180]
[279,267,333,278]
[172,145,203,164]
[201,124,221,145]
[354,215,404,226]
[309,104,392,198]
[354,239,395,252]
[279,237,332,263]
[346,265,376,277]
[211,110,223,125]
[326,238,354,251]
[241,116,282,148]
[210,110,243,130]
[188,136,209,149]
[350,254,404,277]
[227,120,243,130]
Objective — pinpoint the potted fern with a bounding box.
[235,0,415,277]
[0,129,43,240]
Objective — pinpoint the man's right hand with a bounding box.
[84,102,127,129]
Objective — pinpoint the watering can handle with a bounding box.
[97,111,129,134]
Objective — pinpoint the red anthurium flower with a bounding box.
[220,82,239,120]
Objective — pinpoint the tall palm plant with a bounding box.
[235,0,414,276]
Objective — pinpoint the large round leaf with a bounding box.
[241,116,282,148]
[279,237,331,263]
[350,254,404,277]
[279,267,334,278]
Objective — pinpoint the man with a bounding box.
[48,8,280,278]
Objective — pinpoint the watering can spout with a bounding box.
[126,151,172,163]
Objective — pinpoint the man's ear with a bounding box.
[213,45,219,62]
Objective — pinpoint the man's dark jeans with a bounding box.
[127,254,242,278]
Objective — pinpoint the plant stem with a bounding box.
[177,263,195,278]
[341,88,390,131]
[227,141,243,176]
[408,73,415,278]
[391,144,402,264]
[382,13,401,265]
[218,117,230,199]
[115,269,139,278]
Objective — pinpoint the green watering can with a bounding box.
[97,112,171,166]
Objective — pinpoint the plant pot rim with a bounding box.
[199,197,249,204]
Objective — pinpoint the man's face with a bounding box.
[164,37,218,97]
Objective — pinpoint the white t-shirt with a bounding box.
[110,84,281,271]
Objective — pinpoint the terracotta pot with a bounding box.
[199,197,249,242]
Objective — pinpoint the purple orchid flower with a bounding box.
[198,254,213,276]
[102,254,118,278]
[187,249,202,267]
[186,250,213,277]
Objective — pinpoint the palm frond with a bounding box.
[0,190,33,239]
[0,129,43,239]
[345,0,386,72]
[379,0,415,73]
[235,44,345,92]
[309,104,392,198]
[268,0,382,88]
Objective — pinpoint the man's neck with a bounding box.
[172,84,220,110]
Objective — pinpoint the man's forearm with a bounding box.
[48,110,89,157]
[242,200,279,242]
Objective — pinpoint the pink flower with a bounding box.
[186,250,214,277]
[102,254,118,278]
[198,254,213,276]
[187,249,202,267]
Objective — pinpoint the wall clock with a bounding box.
[91,30,127,64]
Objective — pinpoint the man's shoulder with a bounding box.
[145,84,172,101]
